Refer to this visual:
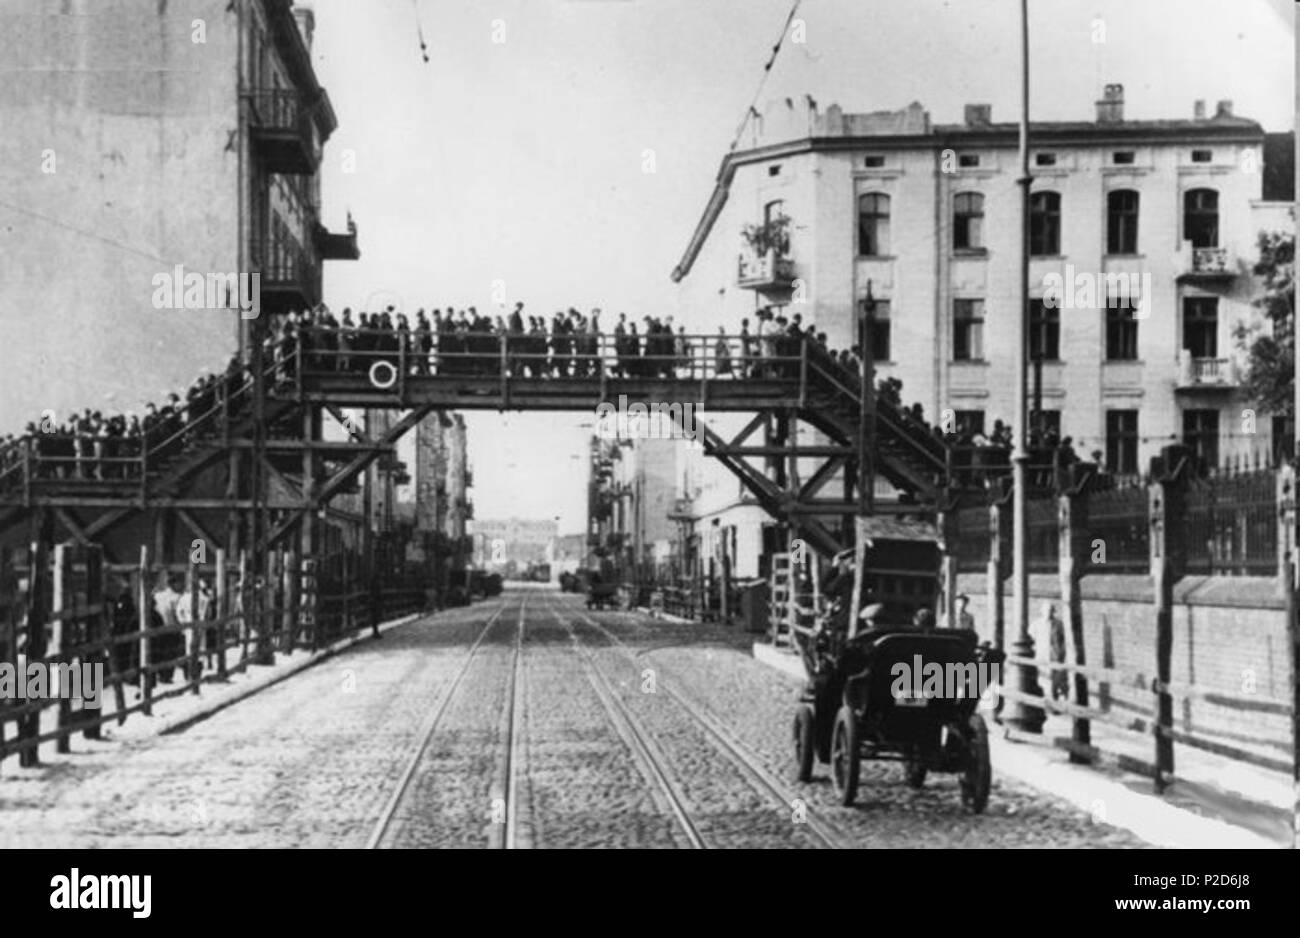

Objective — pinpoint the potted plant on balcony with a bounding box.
[741,214,792,258]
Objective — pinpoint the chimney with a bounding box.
[964,103,992,126]
[1095,83,1124,123]
[1193,99,1206,120]
[1215,99,1233,119]
[293,5,316,53]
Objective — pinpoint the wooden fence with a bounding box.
[0,541,431,767]
[939,445,1295,787]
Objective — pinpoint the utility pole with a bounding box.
[848,280,876,640]
[1006,0,1043,733]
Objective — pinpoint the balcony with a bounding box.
[248,89,323,175]
[737,250,796,292]
[313,219,360,261]
[1175,245,1237,283]
[250,231,320,314]
[1176,351,1239,391]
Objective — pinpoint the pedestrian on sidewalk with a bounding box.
[1035,601,1068,701]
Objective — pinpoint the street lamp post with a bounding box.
[1006,0,1045,733]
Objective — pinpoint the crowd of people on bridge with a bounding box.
[0,355,252,484]
[272,303,831,382]
[1,299,1083,491]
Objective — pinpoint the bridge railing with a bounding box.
[0,359,281,499]
[287,325,807,387]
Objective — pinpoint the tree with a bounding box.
[1235,226,1295,418]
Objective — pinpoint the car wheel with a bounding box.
[904,750,928,789]
[793,704,815,783]
[830,705,860,806]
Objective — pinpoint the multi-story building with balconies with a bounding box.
[0,0,358,429]
[671,85,1292,570]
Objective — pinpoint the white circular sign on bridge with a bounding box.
[369,360,398,390]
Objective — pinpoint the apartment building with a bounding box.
[675,86,1292,472]
[670,84,1292,571]
[0,0,358,429]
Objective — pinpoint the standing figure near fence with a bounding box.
[110,585,137,695]
[151,575,185,686]
[1035,601,1068,701]
[714,327,732,378]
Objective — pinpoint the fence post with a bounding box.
[187,554,201,695]
[137,545,152,718]
[987,483,1010,651]
[53,544,71,754]
[254,550,276,666]
[1277,463,1299,847]
[238,549,250,667]
[937,499,958,629]
[1149,445,1188,792]
[1059,466,1092,762]
[340,552,350,643]
[282,548,296,651]
[215,548,228,680]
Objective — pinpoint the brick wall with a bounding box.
[956,572,1292,758]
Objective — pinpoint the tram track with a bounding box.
[567,604,855,850]
[365,596,518,849]
[549,605,707,849]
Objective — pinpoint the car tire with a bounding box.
[793,704,815,783]
[830,705,860,806]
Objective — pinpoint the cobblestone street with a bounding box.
[0,589,1148,848]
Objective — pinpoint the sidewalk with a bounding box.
[2,612,421,773]
[751,642,1290,848]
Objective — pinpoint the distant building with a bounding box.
[471,517,559,569]
[0,0,359,429]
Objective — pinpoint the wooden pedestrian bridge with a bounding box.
[0,327,1020,563]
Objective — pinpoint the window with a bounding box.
[1183,409,1220,472]
[953,299,985,361]
[763,199,790,255]
[1106,410,1139,474]
[1183,297,1218,358]
[1184,188,1218,248]
[862,298,891,361]
[768,164,782,177]
[1106,300,1139,361]
[1191,149,1212,163]
[1106,189,1139,254]
[1028,299,1060,361]
[1030,191,1061,255]
[1035,153,1057,166]
[953,192,984,251]
[863,155,885,168]
[857,193,890,257]
[1112,151,1135,165]
[954,410,985,437]
[959,154,980,168]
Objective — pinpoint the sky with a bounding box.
[302,0,1294,533]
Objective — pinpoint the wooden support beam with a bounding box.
[176,509,223,554]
